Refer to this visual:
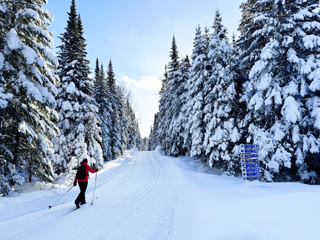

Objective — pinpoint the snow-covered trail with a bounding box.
[1,148,320,240]
[0,150,179,240]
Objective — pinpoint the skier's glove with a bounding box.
[73,181,77,186]
[96,169,99,172]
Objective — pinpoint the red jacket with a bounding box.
[74,162,97,182]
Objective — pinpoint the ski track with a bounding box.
[0,150,179,240]
[2,149,319,240]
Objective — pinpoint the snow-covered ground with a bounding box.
[1,148,320,240]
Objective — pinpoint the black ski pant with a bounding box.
[75,181,88,204]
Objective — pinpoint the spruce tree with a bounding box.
[160,36,183,155]
[106,60,122,158]
[183,26,209,158]
[203,10,241,175]
[238,0,320,182]
[53,0,103,173]
[157,65,169,153]
[149,113,159,150]
[284,0,320,183]
[0,0,59,194]
[169,55,191,156]
[94,62,113,161]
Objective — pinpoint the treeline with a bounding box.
[0,0,141,195]
[149,1,320,183]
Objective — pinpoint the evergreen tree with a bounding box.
[117,85,128,153]
[203,11,242,175]
[53,0,102,174]
[149,113,159,151]
[283,0,320,183]
[183,25,209,158]
[93,59,102,105]
[96,62,113,161]
[169,55,191,156]
[159,36,183,155]
[0,0,59,194]
[106,60,122,158]
[157,65,169,153]
[238,0,320,182]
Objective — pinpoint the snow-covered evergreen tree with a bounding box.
[238,0,320,182]
[183,26,209,158]
[120,87,140,149]
[169,55,191,155]
[149,113,159,151]
[53,0,102,173]
[106,60,123,158]
[95,62,113,161]
[159,36,184,156]
[203,10,242,175]
[284,0,320,183]
[117,85,128,153]
[0,0,59,194]
[157,65,169,153]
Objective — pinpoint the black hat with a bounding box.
[82,158,88,163]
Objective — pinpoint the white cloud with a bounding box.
[116,75,161,138]
[118,75,161,91]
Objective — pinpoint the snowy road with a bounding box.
[1,148,320,240]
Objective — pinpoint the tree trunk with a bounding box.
[0,108,5,134]
[13,132,20,164]
[29,169,32,183]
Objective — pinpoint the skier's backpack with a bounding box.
[76,165,87,180]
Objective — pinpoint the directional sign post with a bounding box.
[240,144,260,181]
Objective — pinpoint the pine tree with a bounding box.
[53,0,102,173]
[0,0,59,194]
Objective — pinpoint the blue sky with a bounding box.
[45,0,244,137]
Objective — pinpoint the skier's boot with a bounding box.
[75,201,80,209]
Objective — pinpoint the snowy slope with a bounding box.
[0,148,320,240]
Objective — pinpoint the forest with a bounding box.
[0,0,141,195]
[149,0,320,184]
[1,0,320,196]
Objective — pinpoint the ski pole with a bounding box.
[91,172,97,205]
[49,185,74,209]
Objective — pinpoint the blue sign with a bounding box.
[247,176,260,180]
[246,172,260,177]
[242,159,254,163]
[242,164,259,168]
[246,168,259,173]
[240,143,260,181]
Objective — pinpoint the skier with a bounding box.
[74,159,98,208]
